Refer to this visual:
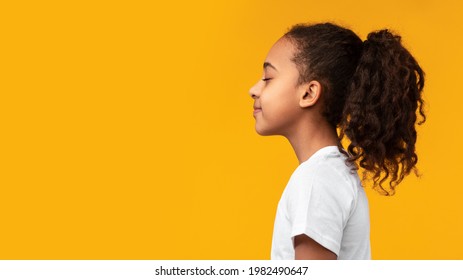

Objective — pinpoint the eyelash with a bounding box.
[262,78,272,82]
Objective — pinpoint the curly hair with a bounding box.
[284,23,426,195]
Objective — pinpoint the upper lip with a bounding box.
[253,105,262,110]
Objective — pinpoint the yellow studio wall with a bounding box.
[0,0,462,259]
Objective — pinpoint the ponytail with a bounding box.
[340,29,426,195]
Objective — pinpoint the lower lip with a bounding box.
[253,109,262,115]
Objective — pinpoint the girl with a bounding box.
[249,22,425,260]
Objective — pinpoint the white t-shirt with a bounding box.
[271,146,371,260]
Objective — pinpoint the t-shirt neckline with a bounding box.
[299,145,339,166]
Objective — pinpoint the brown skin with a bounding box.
[294,235,337,260]
[249,36,339,259]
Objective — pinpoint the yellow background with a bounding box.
[1,0,462,259]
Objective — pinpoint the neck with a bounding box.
[284,116,340,165]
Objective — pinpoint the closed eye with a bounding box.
[262,78,272,82]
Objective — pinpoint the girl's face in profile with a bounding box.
[249,37,306,137]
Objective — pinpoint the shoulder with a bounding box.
[286,147,361,208]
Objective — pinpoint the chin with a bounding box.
[255,126,277,136]
[255,130,269,136]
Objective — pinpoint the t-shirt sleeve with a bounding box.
[287,161,356,257]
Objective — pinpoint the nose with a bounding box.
[248,80,261,99]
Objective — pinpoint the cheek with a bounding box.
[262,85,298,115]
[258,86,300,133]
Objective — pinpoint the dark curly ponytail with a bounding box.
[284,23,426,195]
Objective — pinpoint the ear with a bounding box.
[299,80,322,108]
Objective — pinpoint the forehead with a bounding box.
[264,37,296,70]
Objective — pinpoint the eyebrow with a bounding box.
[263,61,278,71]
